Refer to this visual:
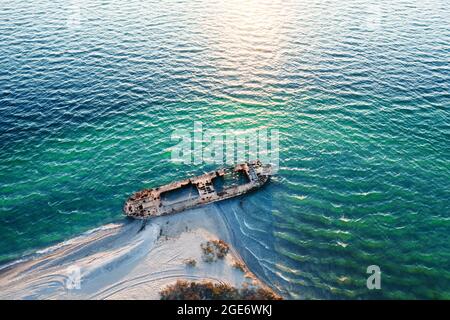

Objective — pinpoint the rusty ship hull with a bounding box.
[123,160,272,219]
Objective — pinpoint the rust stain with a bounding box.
[124,160,272,219]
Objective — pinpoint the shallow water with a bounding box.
[0,0,449,299]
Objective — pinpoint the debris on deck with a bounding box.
[124,160,272,219]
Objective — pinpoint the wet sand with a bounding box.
[0,204,271,300]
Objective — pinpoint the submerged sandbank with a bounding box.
[0,204,277,300]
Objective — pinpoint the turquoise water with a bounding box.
[0,0,449,299]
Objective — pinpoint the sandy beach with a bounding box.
[0,204,272,300]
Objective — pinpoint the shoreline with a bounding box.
[0,204,279,300]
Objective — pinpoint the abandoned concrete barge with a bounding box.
[124,160,272,219]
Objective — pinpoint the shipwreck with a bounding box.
[124,160,272,219]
